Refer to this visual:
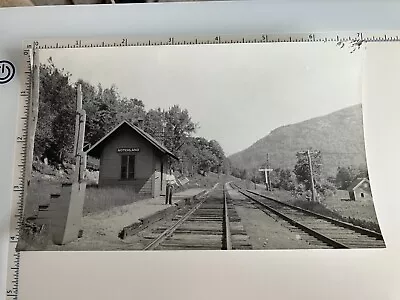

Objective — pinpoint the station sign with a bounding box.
[117,147,140,153]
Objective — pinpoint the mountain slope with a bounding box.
[228,104,368,176]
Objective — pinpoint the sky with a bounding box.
[40,42,363,156]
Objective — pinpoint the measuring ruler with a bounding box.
[5,30,400,299]
[6,47,32,300]
[21,31,400,50]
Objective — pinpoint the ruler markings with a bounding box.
[7,46,31,300]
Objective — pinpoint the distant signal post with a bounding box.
[259,168,273,191]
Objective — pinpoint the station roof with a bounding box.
[86,120,179,160]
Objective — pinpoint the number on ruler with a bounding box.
[308,34,315,40]
[168,37,174,44]
[13,185,22,191]
[215,36,220,43]
[262,34,267,42]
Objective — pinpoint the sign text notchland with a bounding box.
[117,147,140,153]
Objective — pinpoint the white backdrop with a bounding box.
[1,2,400,299]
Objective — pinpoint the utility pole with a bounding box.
[51,84,87,245]
[73,84,87,183]
[306,150,316,202]
[266,153,271,191]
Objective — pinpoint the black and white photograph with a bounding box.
[17,41,385,251]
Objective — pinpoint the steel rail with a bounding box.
[223,185,232,250]
[144,184,220,251]
[237,189,349,249]
[143,196,208,250]
[244,188,383,240]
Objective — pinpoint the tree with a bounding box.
[143,108,165,143]
[269,167,281,188]
[240,169,248,180]
[162,106,198,172]
[269,167,295,191]
[143,105,199,173]
[163,105,198,151]
[183,137,225,175]
[83,84,120,146]
[222,158,232,175]
[316,179,336,198]
[278,169,296,191]
[36,59,75,164]
[335,166,357,189]
[356,165,369,179]
[293,149,322,191]
[335,165,369,190]
[35,59,229,180]
[208,140,225,173]
[117,97,146,125]
[231,166,243,179]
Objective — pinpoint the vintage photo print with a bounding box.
[17,41,385,251]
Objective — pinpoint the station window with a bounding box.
[121,155,135,180]
[360,192,365,198]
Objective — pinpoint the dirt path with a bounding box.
[228,189,314,250]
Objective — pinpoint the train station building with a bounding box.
[86,120,178,198]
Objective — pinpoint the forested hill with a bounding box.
[228,104,368,176]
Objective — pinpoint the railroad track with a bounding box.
[230,183,385,249]
[142,184,252,251]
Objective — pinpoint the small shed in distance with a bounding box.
[86,120,178,198]
[347,178,372,201]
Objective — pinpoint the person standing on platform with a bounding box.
[165,169,177,205]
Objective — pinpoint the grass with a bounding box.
[229,180,383,233]
[83,186,148,216]
[25,180,150,217]
[17,223,51,251]
[324,194,379,224]
[183,172,226,189]
[231,179,263,190]
[291,198,382,233]
[256,188,383,233]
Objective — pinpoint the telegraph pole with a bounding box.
[306,150,316,202]
[266,153,271,191]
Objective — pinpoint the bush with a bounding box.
[279,169,296,191]
[32,160,57,176]
[271,168,296,191]
[316,179,337,198]
[292,183,306,197]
